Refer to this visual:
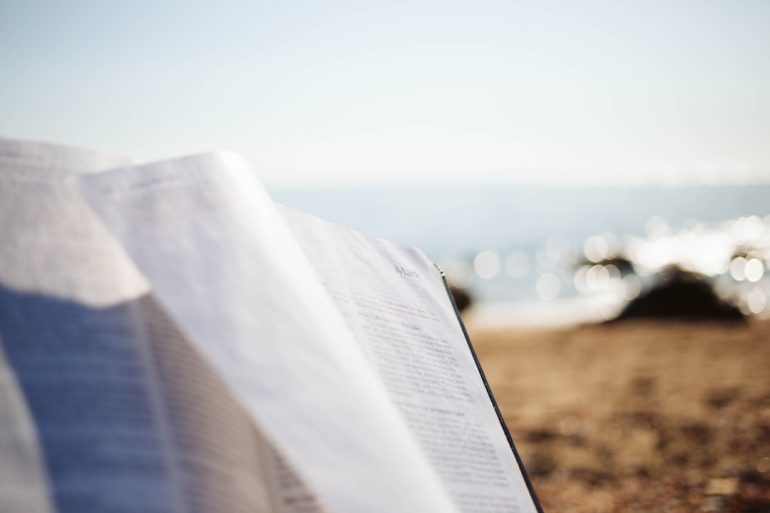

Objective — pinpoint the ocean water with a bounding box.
[272,184,770,309]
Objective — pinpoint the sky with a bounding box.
[1,0,769,186]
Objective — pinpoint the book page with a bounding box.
[0,347,53,513]
[281,206,540,513]
[0,140,274,513]
[0,142,188,513]
[0,136,134,175]
[139,293,285,513]
[0,139,156,513]
[0,140,109,513]
[76,153,459,513]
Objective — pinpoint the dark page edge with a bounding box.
[434,264,545,513]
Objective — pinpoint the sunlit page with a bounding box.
[281,206,539,513]
[0,140,186,513]
[0,139,327,513]
[0,140,278,513]
[0,138,129,513]
[0,345,53,513]
[0,137,133,175]
[77,153,458,513]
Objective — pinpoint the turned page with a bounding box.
[281,207,540,513]
[0,140,96,513]
[0,140,188,513]
[0,140,277,513]
[0,347,52,513]
[76,153,458,513]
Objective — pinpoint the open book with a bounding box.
[0,138,542,513]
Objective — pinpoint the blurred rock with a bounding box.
[449,284,474,312]
[576,255,636,275]
[613,267,745,323]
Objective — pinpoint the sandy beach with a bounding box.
[469,319,770,512]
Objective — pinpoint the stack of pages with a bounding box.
[0,138,542,513]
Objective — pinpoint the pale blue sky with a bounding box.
[1,1,769,186]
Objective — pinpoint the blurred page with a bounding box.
[281,206,540,513]
[0,343,53,513]
[76,153,458,513]
[0,138,140,513]
[0,136,133,175]
[0,140,274,513]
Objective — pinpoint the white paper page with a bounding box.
[281,207,539,513]
[0,139,282,513]
[76,153,459,513]
[0,138,325,513]
[0,138,128,513]
[139,294,279,513]
[0,347,54,513]
[0,136,134,175]
[0,140,189,513]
